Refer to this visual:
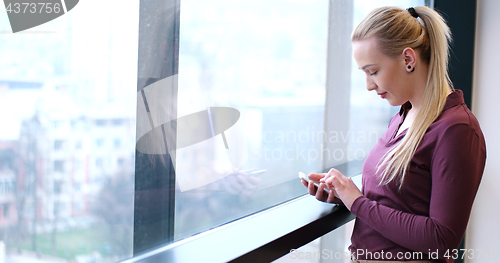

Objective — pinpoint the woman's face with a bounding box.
[353,37,414,107]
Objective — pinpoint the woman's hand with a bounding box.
[321,168,363,211]
[301,173,343,204]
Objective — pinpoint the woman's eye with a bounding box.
[370,71,378,76]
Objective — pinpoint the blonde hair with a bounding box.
[351,6,453,187]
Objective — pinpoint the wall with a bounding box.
[466,0,500,262]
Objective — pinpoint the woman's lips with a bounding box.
[377,92,387,99]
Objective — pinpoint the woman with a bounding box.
[302,6,486,263]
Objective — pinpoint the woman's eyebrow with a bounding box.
[361,63,377,70]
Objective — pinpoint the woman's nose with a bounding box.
[366,77,376,91]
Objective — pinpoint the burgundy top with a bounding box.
[349,90,486,262]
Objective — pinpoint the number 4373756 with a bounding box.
[5,3,62,14]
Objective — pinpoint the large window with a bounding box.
[0,0,425,262]
[134,0,424,257]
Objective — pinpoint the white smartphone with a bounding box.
[299,172,338,197]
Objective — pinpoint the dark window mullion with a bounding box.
[133,0,180,255]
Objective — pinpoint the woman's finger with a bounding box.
[308,173,326,182]
[301,179,308,188]
[308,180,317,196]
[315,183,326,202]
[326,190,342,204]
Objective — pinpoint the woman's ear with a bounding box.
[402,47,417,72]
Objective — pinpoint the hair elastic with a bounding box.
[407,7,419,18]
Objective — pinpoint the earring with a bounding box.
[407,65,415,72]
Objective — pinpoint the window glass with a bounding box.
[0,0,138,262]
[173,0,329,240]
